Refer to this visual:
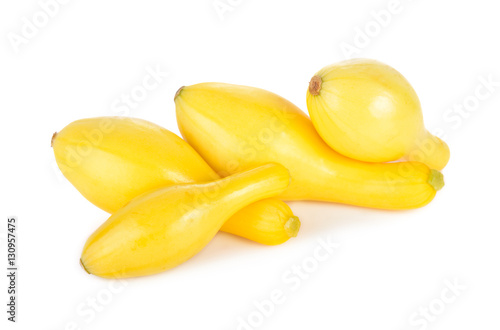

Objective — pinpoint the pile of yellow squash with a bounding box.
[52,59,448,278]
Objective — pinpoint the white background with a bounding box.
[1,0,500,329]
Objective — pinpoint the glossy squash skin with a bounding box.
[52,117,300,245]
[80,163,291,278]
[175,83,444,210]
[307,59,450,170]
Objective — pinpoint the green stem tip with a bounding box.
[428,169,445,191]
[284,216,301,238]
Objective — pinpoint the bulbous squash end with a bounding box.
[80,258,91,275]
[284,216,301,238]
[308,76,322,96]
[51,132,58,147]
[428,169,444,192]
[174,86,185,101]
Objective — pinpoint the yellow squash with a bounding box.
[52,117,300,245]
[80,163,290,278]
[307,58,450,170]
[175,82,444,210]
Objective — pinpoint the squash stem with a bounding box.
[428,169,445,191]
[80,258,91,274]
[284,216,301,238]
[174,86,185,100]
[51,132,57,147]
[308,76,322,95]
